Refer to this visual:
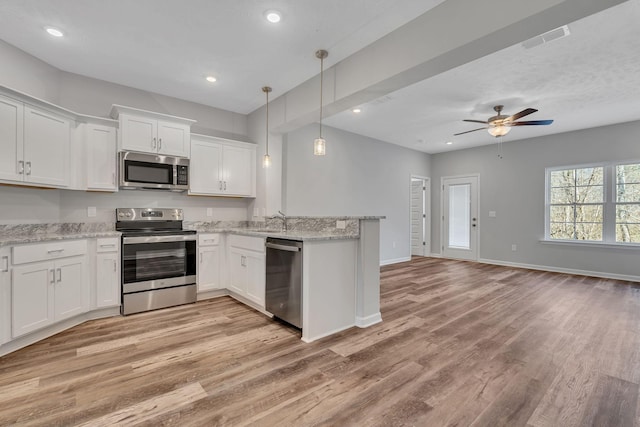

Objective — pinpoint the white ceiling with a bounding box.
[325,0,640,153]
[0,0,443,114]
[0,1,638,154]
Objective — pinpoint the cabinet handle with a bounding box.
[99,244,116,248]
[219,181,223,190]
[47,248,64,254]
[200,253,203,264]
[26,161,32,175]
[152,137,157,149]
[1,256,8,273]
[50,269,55,284]
[113,260,117,272]
[241,255,246,267]
[18,161,24,175]
[112,172,115,185]
[158,138,162,150]
[224,181,227,191]
[56,268,62,282]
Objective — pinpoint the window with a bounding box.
[546,162,640,244]
[616,163,640,243]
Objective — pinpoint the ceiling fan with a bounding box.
[454,105,553,137]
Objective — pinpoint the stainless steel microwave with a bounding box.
[119,152,189,191]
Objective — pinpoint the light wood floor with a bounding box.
[1,257,639,426]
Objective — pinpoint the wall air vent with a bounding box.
[522,25,571,49]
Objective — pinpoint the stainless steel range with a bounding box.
[116,208,197,315]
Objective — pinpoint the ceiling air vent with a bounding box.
[522,25,570,49]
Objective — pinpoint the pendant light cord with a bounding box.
[319,55,323,138]
[265,89,269,155]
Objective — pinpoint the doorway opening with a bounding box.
[410,176,430,257]
[441,174,479,261]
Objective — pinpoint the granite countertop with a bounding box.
[196,227,358,241]
[0,223,120,247]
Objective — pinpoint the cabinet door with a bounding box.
[198,246,220,292]
[96,253,120,308]
[54,257,87,321]
[223,145,254,196]
[0,95,24,182]
[23,106,69,187]
[189,140,223,195]
[228,247,247,296]
[245,251,266,307]
[157,121,190,157]
[0,248,10,345]
[121,115,157,153]
[12,261,54,338]
[86,124,117,191]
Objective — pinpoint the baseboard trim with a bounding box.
[356,312,382,328]
[301,323,355,343]
[429,253,442,258]
[478,257,640,283]
[380,257,411,266]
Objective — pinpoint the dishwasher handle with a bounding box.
[266,242,301,252]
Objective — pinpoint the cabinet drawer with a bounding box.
[228,235,264,253]
[198,233,220,246]
[13,240,87,265]
[96,238,120,253]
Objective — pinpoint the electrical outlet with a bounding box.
[489,211,497,218]
[393,241,397,248]
[87,206,96,218]
[253,208,259,217]
[336,220,346,229]
[511,244,517,251]
[206,208,213,217]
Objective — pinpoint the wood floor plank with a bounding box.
[1,258,639,426]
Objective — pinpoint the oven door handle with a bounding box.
[123,235,197,244]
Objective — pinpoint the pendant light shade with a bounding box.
[314,49,328,156]
[262,86,272,168]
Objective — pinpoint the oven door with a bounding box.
[122,236,196,293]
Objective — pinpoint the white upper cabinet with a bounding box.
[189,134,256,197]
[84,123,117,191]
[0,94,24,182]
[0,93,71,188]
[111,105,195,158]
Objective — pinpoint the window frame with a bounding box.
[545,160,640,247]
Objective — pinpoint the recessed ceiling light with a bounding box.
[264,10,282,23]
[446,141,453,145]
[352,108,361,114]
[206,76,217,83]
[45,27,64,37]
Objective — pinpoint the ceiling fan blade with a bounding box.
[463,119,488,124]
[511,119,554,126]
[454,127,486,136]
[506,108,538,122]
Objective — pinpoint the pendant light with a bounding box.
[262,86,272,168]
[314,49,328,156]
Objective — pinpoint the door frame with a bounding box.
[410,175,430,257]
[440,173,480,261]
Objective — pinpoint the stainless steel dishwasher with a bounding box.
[265,238,303,329]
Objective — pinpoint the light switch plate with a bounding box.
[206,208,213,217]
[489,211,497,218]
[87,206,96,217]
[336,220,346,229]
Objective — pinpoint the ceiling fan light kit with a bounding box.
[455,104,553,138]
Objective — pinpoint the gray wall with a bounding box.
[430,120,640,278]
[284,124,431,263]
[0,39,252,225]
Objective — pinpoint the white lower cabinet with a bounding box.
[95,238,120,308]
[0,248,11,345]
[12,255,87,338]
[227,235,265,307]
[198,234,222,292]
[10,240,88,338]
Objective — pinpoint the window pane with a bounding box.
[576,205,603,223]
[576,186,603,203]
[617,183,640,203]
[551,169,574,187]
[616,204,640,224]
[617,224,640,243]
[576,167,603,186]
[550,205,574,223]
[550,223,574,240]
[551,187,575,204]
[617,164,640,184]
[575,223,603,241]
[448,184,470,249]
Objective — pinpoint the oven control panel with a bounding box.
[116,208,184,221]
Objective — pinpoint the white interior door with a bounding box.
[442,176,478,260]
[411,179,426,256]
